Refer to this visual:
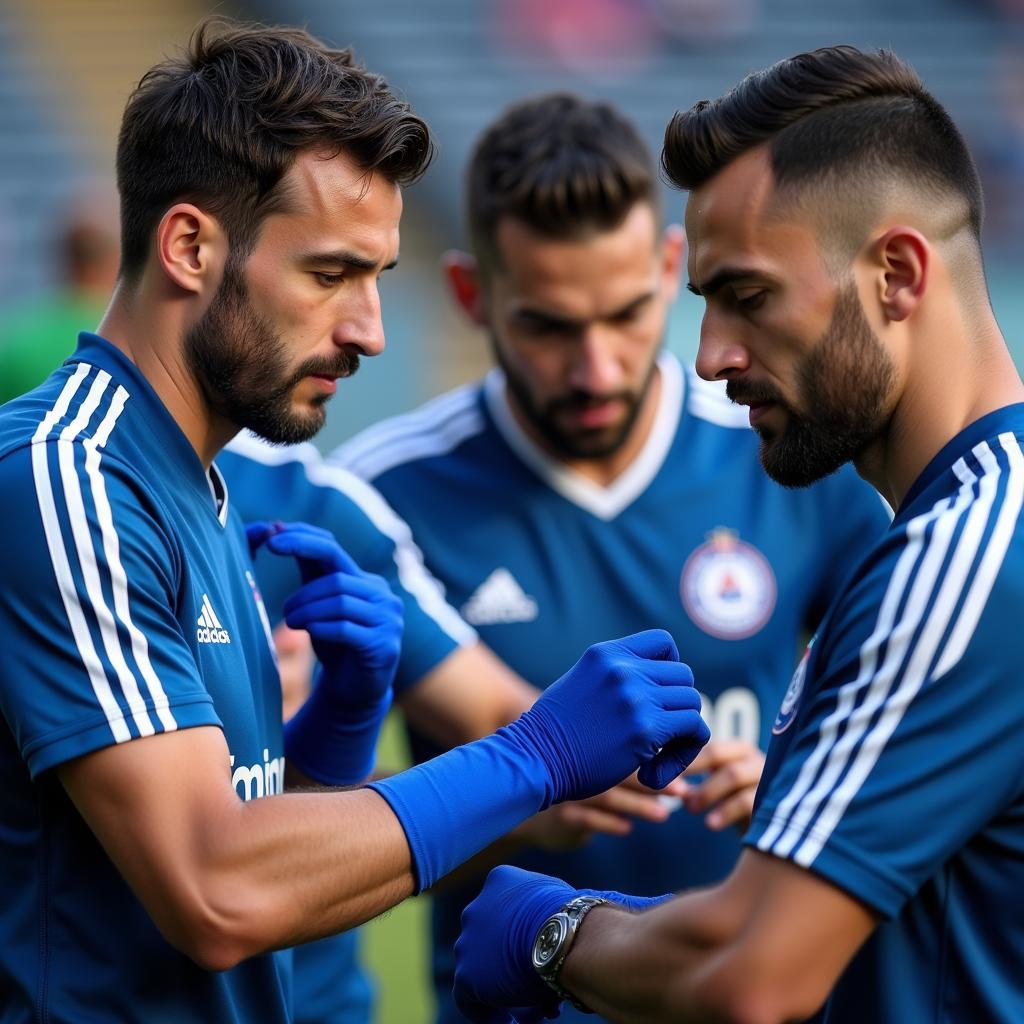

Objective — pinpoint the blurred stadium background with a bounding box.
[3,0,1023,1020]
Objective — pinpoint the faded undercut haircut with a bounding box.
[116,18,433,281]
[466,93,660,275]
[663,46,984,260]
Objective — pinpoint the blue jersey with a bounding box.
[0,333,287,1023]
[748,405,1024,1023]
[334,352,890,1023]
[219,432,476,1024]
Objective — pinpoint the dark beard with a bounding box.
[492,336,659,460]
[184,258,358,445]
[727,283,896,488]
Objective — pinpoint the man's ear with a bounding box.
[869,227,929,324]
[442,250,487,326]
[660,224,686,301]
[155,203,227,295]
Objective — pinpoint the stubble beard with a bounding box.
[727,284,897,488]
[493,335,660,460]
[184,257,358,446]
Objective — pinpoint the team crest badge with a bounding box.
[680,527,776,640]
[773,637,814,735]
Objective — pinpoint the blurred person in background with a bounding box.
[220,428,688,1024]
[453,45,1024,1024]
[0,21,712,1023]
[0,195,119,404]
[332,92,889,1024]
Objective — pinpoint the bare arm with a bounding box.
[59,725,414,973]
[560,850,878,1024]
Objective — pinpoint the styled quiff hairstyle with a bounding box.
[663,46,984,251]
[116,18,433,280]
[466,93,660,274]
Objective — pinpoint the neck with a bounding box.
[855,309,1024,509]
[506,365,664,487]
[97,281,234,469]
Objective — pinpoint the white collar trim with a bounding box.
[483,351,683,521]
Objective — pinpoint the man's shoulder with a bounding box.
[330,380,487,482]
[221,432,414,554]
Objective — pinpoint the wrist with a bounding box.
[284,678,392,786]
[556,903,624,1010]
[532,895,612,1013]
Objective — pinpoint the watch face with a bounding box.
[532,914,570,972]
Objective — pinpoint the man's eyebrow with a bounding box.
[300,249,398,272]
[511,291,655,329]
[686,267,761,298]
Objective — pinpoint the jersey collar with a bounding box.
[483,351,683,521]
[896,402,1024,523]
[71,332,230,527]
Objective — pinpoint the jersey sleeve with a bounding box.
[746,517,1024,919]
[0,444,220,778]
[224,443,477,693]
[805,464,892,624]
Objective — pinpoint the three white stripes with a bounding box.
[30,366,177,743]
[758,434,1023,866]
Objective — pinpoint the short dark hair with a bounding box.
[116,18,433,280]
[663,45,983,246]
[466,93,660,274]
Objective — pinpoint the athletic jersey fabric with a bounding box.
[0,333,288,1023]
[749,404,1024,1023]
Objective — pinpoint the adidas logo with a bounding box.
[197,593,232,645]
[461,568,538,626]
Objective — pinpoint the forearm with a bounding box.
[559,899,739,1024]
[202,787,414,957]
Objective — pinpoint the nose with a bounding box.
[333,279,386,358]
[694,307,750,382]
[567,327,622,394]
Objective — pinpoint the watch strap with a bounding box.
[531,895,609,1013]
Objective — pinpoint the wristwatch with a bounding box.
[531,895,609,1013]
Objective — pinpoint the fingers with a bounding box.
[611,628,680,663]
[681,741,765,830]
[286,587,390,629]
[244,520,274,557]
[557,802,632,838]
[264,523,363,580]
[638,711,712,790]
[580,784,673,824]
[617,769,688,799]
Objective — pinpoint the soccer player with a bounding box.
[0,22,712,1023]
[451,45,1024,1023]
[332,93,889,1022]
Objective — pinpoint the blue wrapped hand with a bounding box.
[370,629,709,891]
[250,521,403,784]
[453,865,673,1023]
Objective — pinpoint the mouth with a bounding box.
[746,401,775,427]
[558,397,627,431]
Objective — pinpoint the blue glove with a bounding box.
[252,521,403,785]
[454,865,673,1023]
[370,629,709,890]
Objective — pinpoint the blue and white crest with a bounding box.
[681,528,777,640]
[773,637,814,735]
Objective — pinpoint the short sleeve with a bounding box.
[747,528,1024,918]
[233,448,477,693]
[0,443,220,777]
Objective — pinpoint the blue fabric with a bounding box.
[335,354,890,1024]
[370,630,708,892]
[222,434,478,1024]
[0,333,288,1022]
[748,405,1024,1022]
